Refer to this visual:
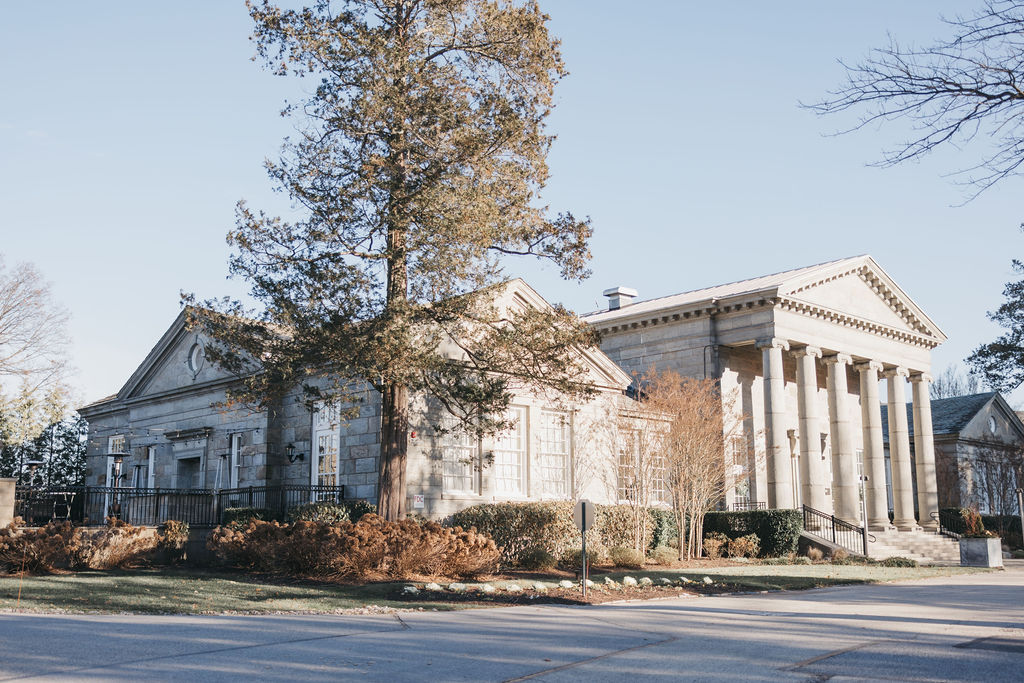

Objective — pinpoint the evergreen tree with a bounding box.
[189,1,596,519]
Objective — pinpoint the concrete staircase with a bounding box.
[866,529,961,564]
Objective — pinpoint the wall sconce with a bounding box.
[286,443,304,464]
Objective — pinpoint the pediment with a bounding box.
[779,258,945,342]
[118,309,235,400]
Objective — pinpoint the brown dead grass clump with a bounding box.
[0,519,157,574]
[207,514,499,581]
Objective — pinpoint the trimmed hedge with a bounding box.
[447,502,663,566]
[702,509,803,557]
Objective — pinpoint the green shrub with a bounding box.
[559,546,604,569]
[222,507,272,528]
[649,545,677,565]
[880,556,918,568]
[703,532,729,559]
[596,505,653,550]
[518,546,557,571]
[449,502,578,566]
[703,509,802,557]
[648,509,679,551]
[287,501,350,524]
[608,545,645,569]
[727,533,760,558]
[341,500,376,523]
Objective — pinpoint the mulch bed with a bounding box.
[391,580,750,607]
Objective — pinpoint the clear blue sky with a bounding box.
[1,1,1019,406]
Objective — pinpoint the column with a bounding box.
[884,367,918,530]
[793,346,827,512]
[856,360,891,530]
[758,338,792,509]
[911,372,939,530]
[825,354,859,525]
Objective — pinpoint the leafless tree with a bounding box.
[639,370,748,560]
[807,1,1024,199]
[613,403,669,553]
[0,256,70,398]
[931,364,986,399]
[959,440,1024,516]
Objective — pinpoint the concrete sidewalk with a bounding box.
[1,566,1022,681]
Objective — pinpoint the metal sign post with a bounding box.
[573,499,595,599]
[1016,488,1023,548]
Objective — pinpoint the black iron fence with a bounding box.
[13,485,345,528]
[802,504,871,556]
[730,501,767,511]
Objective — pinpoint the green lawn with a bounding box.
[0,564,993,615]
[0,568,461,614]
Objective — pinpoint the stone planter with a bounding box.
[959,537,1003,568]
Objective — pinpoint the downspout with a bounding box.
[703,297,722,379]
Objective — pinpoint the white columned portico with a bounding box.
[793,346,828,513]
[884,367,918,530]
[856,360,891,530]
[759,337,792,509]
[911,372,939,530]
[824,354,859,525]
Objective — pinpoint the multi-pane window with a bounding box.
[731,438,750,505]
[618,431,669,505]
[537,411,571,498]
[228,434,242,488]
[108,435,126,455]
[314,403,339,489]
[147,446,157,488]
[494,407,527,495]
[441,421,477,494]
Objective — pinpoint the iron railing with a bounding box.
[730,501,767,511]
[802,504,871,556]
[931,509,963,539]
[13,484,346,528]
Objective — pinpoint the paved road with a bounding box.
[1,565,1022,681]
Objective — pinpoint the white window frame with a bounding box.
[441,419,478,495]
[228,434,241,489]
[537,410,571,499]
[312,402,340,492]
[146,446,157,489]
[493,406,527,496]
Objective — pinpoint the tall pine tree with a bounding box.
[189,0,596,519]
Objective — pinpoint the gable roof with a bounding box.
[79,280,632,413]
[880,391,1013,441]
[582,255,946,346]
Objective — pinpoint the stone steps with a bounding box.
[866,530,961,563]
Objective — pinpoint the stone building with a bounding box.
[882,391,1024,516]
[582,255,947,537]
[78,280,633,519]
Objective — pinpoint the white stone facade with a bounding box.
[582,255,946,531]
[79,281,631,518]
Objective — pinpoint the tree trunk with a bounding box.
[377,382,409,520]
